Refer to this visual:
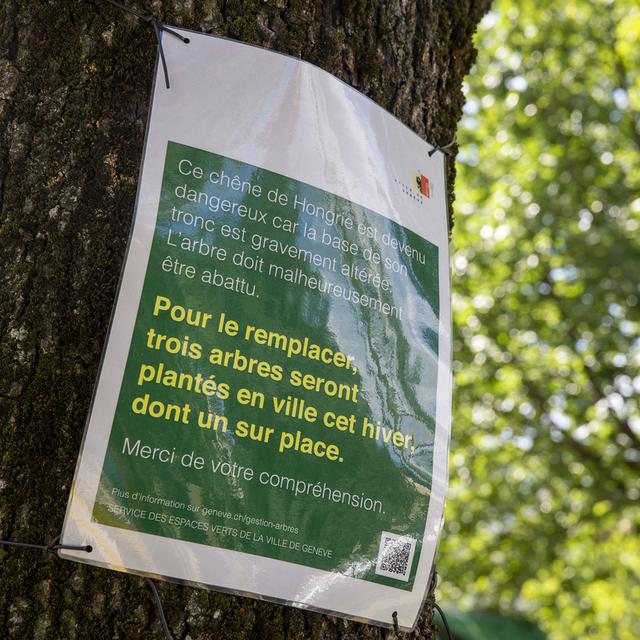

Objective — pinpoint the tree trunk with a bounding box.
[0,1,488,638]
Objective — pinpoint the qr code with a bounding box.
[375,532,416,581]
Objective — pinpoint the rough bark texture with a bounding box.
[0,1,488,638]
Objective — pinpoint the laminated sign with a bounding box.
[61,28,452,631]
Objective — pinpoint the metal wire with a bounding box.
[102,0,146,20]
[145,578,175,640]
[99,0,190,89]
[0,537,92,554]
[2,536,174,638]
[392,610,400,633]
[428,568,454,640]
[434,602,453,640]
[428,137,457,157]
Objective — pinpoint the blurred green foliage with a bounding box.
[439,1,640,639]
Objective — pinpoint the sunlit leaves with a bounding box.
[439,1,640,639]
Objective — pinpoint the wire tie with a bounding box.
[101,0,190,89]
[46,534,93,553]
[434,602,453,640]
[392,610,400,633]
[145,578,175,640]
[0,536,92,554]
[429,568,453,640]
[428,136,456,157]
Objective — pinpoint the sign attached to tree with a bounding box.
[60,28,452,631]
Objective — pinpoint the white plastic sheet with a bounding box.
[60,29,451,631]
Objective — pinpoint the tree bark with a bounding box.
[0,1,488,638]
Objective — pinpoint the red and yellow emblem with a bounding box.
[413,172,431,198]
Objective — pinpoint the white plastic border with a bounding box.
[59,28,452,632]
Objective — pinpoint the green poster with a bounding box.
[95,140,439,589]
